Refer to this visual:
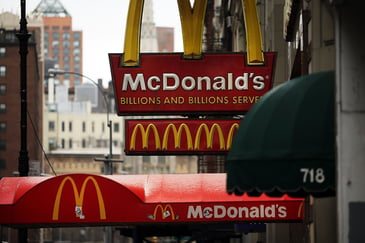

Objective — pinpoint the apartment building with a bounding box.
[0,16,43,177]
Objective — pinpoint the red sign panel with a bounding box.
[0,174,304,226]
[125,119,240,155]
[110,52,276,115]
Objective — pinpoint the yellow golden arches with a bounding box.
[128,121,240,151]
[52,176,106,220]
[194,123,225,150]
[177,0,208,59]
[123,0,264,65]
[152,204,176,220]
[242,0,264,65]
[226,122,240,149]
[130,123,161,150]
[123,0,144,66]
[162,123,193,150]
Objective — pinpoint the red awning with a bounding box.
[0,173,304,227]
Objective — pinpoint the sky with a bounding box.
[1,0,183,86]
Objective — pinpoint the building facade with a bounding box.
[0,16,44,178]
[32,0,83,88]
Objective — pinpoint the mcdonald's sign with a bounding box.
[125,119,240,155]
[52,175,106,221]
[110,0,276,116]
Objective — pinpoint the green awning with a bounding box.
[226,71,335,197]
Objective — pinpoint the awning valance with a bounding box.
[0,173,304,227]
[226,71,335,197]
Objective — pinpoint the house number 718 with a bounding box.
[300,168,325,184]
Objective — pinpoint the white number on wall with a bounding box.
[300,168,325,184]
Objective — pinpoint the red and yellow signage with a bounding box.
[110,0,276,115]
[110,53,276,115]
[125,119,240,155]
[52,175,106,221]
[0,174,304,226]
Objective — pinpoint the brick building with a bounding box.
[0,25,43,177]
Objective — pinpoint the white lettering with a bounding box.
[122,72,267,91]
[253,75,265,90]
[187,206,203,219]
[265,205,275,218]
[278,206,287,218]
[122,73,146,91]
[181,76,196,90]
[163,73,179,91]
[214,205,226,218]
[227,207,238,218]
[186,205,288,220]
[147,76,160,91]
[197,76,211,90]
[235,73,249,90]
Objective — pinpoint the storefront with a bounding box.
[0,173,304,239]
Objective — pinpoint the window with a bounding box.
[0,47,5,57]
[52,48,59,55]
[0,122,6,133]
[74,64,81,72]
[82,121,86,132]
[0,84,6,95]
[48,138,57,150]
[69,139,72,148]
[61,139,65,148]
[0,140,6,151]
[69,121,72,132]
[73,40,80,47]
[63,32,70,40]
[0,66,5,77]
[63,48,70,55]
[92,122,95,132]
[114,123,120,132]
[52,40,59,48]
[0,104,6,113]
[61,121,65,132]
[48,121,55,131]
[63,55,70,63]
[63,40,70,48]
[0,159,5,169]
[73,32,80,40]
[74,56,80,63]
[73,48,80,55]
[82,139,86,148]
[52,32,60,39]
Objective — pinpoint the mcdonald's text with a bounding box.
[187,204,287,220]
[121,72,266,91]
[110,52,276,115]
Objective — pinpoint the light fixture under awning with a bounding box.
[226,71,335,197]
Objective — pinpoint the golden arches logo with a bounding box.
[162,123,193,150]
[124,0,263,65]
[195,123,225,150]
[128,121,240,152]
[148,204,177,221]
[129,123,161,150]
[52,176,106,220]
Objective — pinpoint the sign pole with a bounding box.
[17,0,31,242]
